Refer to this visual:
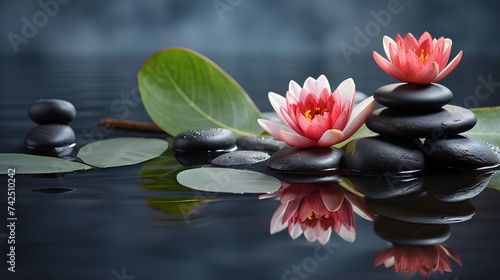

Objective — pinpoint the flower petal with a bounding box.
[257,119,295,140]
[303,76,320,96]
[279,129,318,148]
[270,203,288,234]
[316,74,331,93]
[288,80,302,99]
[289,222,303,239]
[268,92,287,119]
[336,77,356,109]
[375,248,397,267]
[382,35,396,60]
[373,51,409,82]
[319,186,344,211]
[342,96,376,139]
[316,129,344,146]
[435,50,463,82]
[413,62,440,84]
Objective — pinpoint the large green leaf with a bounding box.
[138,47,263,137]
[469,106,500,146]
[77,138,169,168]
[0,153,91,174]
[177,167,281,194]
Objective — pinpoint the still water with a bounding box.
[1,55,500,279]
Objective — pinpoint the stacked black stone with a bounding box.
[344,83,500,172]
[24,99,77,154]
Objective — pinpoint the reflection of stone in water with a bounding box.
[32,187,76,194]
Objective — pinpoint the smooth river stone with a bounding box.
[173,128,236,152]
[424,170,496,202]
[211,150,270,166]
[343,136,425,173]
[365,196,475,224]
[374,216,451,246]
[24,124,76,149]
[365,105,477,138]
[236,136,286,153]
[424,135,500,169]
[267,146,343,172]
[373,83,453,109]
[28,99,76,124]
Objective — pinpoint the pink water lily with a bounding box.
[373,32,463,84]
[257,75,375,148]
[375,244,462,277]
[260,182,375,244]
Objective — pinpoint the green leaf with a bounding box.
[138,47,263,137]
[77,138,169,168]
[146,197,209,215]
[487,171,500,191]
[177,167,281,194]
[0,153,91,174]
[468,106,500,146]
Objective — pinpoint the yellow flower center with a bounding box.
[307,212,322,220]
[305,107,327,122]
[416,49,430,62]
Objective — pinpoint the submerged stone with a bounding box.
[173,128,236,152]
[28,99,76,124]
[236,136,286,153]
[267,146,343,172]
[424,135,500,169]
[365,105,477,138]
[211,150,270,166]
[365,196,475,224]
[425,170,496,202]
[343,136,425,173]
[24,124,76,150]
[374,216,451,246]
[373,83,453,110]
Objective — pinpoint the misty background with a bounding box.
[1,0,500,111]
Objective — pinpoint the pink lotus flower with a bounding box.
[257,75,375,148]
[375,244,462,277]
[373,32,463,84]
[260,182,375,244]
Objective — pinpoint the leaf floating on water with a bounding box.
[77,137,169,168]
[0,153,91,174]
[138,47,263,136]
[177,167,281,194]
[469,106,500,146]
[146,197,209,215]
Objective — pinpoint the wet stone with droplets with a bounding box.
[173,128,237,152]
[211,150,270,167]
[236,136,286,153]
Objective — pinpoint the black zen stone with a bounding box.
[424,170,496,202]
[373,83,453,110]
[374,216,451,246]
[365,196,475,224]
[172,128,236,152]
[343,136,425,173]
[236,136,286,153]
[24,124,76,149]
[28,99,76,124]
[423,135,500,169]
[211,151,270,166]
[267,146,343,172]
[365,105,477,138]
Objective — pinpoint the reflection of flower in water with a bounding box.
[375,244,462,277]
[261,182,374,244]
